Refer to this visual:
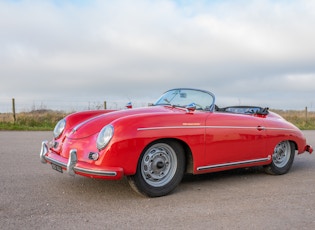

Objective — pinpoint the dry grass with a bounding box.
[0,110,68,130]
[0,109,314,130]
[272,109,315,130]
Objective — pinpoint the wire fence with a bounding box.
[0,98,153,114]
[1,97,314,114]
[1,98,314,129]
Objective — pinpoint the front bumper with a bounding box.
[40,141,123,180]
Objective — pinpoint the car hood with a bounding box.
[66,106,181,139]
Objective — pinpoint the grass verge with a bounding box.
[0,110,67,131]
[0,109,314,131]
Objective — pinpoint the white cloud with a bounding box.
[0,0,315,111]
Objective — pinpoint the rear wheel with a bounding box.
[264,141,295,175]
[128,140,185,197]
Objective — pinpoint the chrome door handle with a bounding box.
[257,126,265,131]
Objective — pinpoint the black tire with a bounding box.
[264,141,295,175]
[127,140,185,197]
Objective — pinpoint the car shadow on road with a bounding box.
[43,174,140,200]
[43,158,313,199]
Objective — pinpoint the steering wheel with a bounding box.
[194,103,204,110]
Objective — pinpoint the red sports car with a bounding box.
[40,88,313,197]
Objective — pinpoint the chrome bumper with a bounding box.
[40,141,49,164]
[305,145,313,154]
[40,141,118,177]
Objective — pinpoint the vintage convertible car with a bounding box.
[40,88,313,197]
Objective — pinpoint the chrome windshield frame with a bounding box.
[154,88,216,112]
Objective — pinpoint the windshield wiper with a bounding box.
[164,98,171,104]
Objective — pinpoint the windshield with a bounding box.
[154,88,215,111]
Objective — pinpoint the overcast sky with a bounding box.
[1,0,315,112]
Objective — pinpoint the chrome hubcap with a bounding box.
[141,143,177,187]
[273,141,291,168]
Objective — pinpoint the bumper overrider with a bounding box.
[305,145,313,154]
[40,141,123,180]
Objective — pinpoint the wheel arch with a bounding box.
[142,137,194,174]
[289,140,298,152]
[264,139,296,175]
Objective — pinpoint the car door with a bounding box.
[202,112,267,170]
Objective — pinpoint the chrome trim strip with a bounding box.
[71,115,103,134]
[138,126,204,131]
[45,155,67,168]
[206,126,257,130]
[264,127,296,131]
[73,167,117,177]
[138,125,258,131]
[197,155,271,171]
[138,125,296,131]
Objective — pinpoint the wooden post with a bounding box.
[104,101,107,109]
[12,98,16,123]
[305,106,308,123]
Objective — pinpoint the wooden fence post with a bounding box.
[12,98,16,123]
[104,101,107,109]
[305,106,308,123]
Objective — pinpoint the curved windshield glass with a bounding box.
[154,88,215,111]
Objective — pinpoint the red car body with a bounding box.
[40,88,313,197]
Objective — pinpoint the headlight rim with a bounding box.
[97,125,114,150]
[53,119,66,139]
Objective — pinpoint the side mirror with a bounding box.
[186,103,196,113]
[125,102,132,109]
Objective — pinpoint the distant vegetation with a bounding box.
[0,110,67,131]
[0,109,314,130]
[271,109,315,130]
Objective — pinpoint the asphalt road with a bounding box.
[1,131,315,230]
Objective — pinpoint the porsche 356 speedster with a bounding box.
[40,88,313,197]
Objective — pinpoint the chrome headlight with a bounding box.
[53,119,66,138]
[97,125,114,150]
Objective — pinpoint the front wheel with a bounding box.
[264,141,295,175]
[127,140,185,197]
